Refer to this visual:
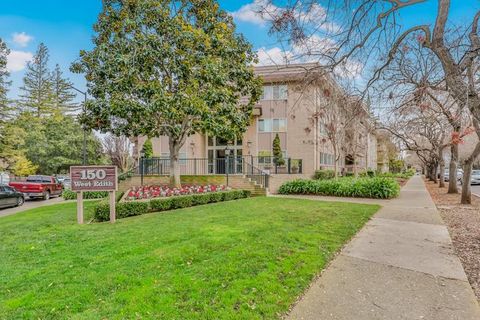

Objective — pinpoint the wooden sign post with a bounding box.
[70,166,118,224]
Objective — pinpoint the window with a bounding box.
[258,151,272,164]
[258,119,271,132]
[261,85,288,100]
[258,119,286,132]
[320,152,335,165]
[272,119,286,132]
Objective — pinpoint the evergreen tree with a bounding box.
[142,138,153,158]
[51,64,77,114]
[0,38,11,127]
[19,43,54,117]
[273,133,285,166]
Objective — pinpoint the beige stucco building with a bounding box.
[135,63,378,176]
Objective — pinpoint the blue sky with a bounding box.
[0,0,478,102]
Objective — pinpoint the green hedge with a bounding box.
[278,177,400,199]
[62,190,124,201]
[313,170,336,180]
[94,190,252,222]
[62,189,109,200]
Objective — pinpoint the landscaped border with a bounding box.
[93,189,251,221]
[279,177,400,199]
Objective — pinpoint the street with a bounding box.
[0,197,66,218]
[472,185,480,197]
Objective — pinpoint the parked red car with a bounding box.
[9,175,63,200]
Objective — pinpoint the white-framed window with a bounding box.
[258,118,286,132]
[320,152,335,165]
[261,85,288,100]
[272,119,286,132]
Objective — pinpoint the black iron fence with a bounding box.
[137,156,303,177]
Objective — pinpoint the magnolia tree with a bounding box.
[72,0,262,187]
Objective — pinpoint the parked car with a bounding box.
[442,169,463,182]
[62,177,71,189]
[0,185,24,208]
[9,175,63,200]
[460,170,480,185]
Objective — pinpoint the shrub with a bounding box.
[242,190,252,198]
[209,192,224,203]
[117,201,150,218]
[313,170,336,180]
[62,189,109,200]
[94,201,150,221]
[171,195,193,209]
[278,177,400,199]
[150,198,173,211]
[192,193,211,205]
[359,170,375,178]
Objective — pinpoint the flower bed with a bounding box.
[125,185,229,201]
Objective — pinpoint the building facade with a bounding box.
[135,63,378,176]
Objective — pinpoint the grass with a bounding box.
[0,197,379,319]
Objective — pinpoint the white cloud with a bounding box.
[231,0,276,26]
[7,50,33,72]
[12,32,34,47]
[257,47,291,65]
[256,35,337,66]
[231,1,340,33]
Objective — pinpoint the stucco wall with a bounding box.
[267,174,313,194]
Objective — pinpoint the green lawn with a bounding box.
[0,197,379,319]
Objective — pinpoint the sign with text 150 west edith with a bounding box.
[70,166,117,192]
[70,166,117,224]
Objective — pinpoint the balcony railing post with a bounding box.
[225,156,229,187]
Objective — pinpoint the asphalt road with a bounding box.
[0,196,66,218]
[471,185,480,197]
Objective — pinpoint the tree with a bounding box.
[142,138,153,159]
[51,64,77,114]
[0,38,11,128]
[19,43,54,118]
[272,133,285,166]
[11,113,105,175]
[10,155,38,177]
[103,134,133,173]
[72,0,262,187]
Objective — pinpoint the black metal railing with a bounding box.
[137,156,302,176]
[244,159,269,188]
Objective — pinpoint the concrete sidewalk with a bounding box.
[286,176,480,320]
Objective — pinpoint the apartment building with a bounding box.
[136,63,378,176]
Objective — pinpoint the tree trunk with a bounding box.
[432,165,438,184]
[438,149,445,188]
[333,148,338,178]
[448,144,458,193]
[461,161,473,205]
[169,140,182,188]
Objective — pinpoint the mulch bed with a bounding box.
[424,179,480,301]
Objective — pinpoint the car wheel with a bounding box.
[44,191,50,200]
[16,197,24,207]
